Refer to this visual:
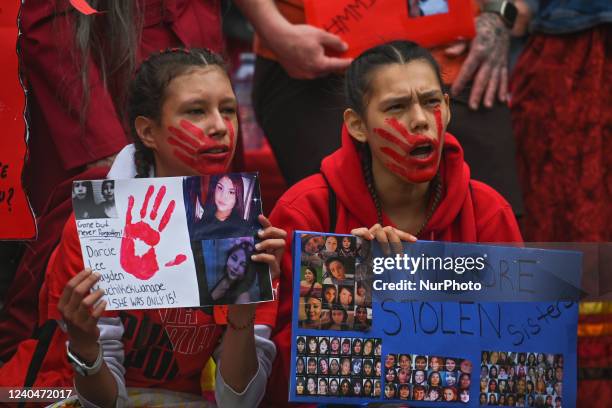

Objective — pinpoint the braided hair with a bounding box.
[343,41,445,227]
[127,48,229,178]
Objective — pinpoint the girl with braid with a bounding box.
[44,48,286,407]
[265,40,522,405]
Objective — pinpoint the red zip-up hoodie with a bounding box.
[264,126,522,405]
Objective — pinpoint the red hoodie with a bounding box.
[264,126,522,405]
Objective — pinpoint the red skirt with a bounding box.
[510,25,612,242]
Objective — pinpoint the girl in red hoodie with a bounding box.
[265,40,522,405]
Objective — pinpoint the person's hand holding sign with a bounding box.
[58,269,106,362]
[120,185,186,280]
[351,224,417,256]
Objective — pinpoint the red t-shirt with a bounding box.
[46,214,277,395]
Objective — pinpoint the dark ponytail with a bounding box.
[127,48,229,177]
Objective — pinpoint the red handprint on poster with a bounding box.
[120,185,186,280]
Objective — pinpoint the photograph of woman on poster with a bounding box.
[306,377,317,395]
[300,297,323,329]
[324,305,349,330]
[363,379,373,396]
[296,357,305,375]
[318,337,330,355]
[184,173,257,240]
[354,281,370,306]
[72,181,102,220]
[295,377,306,395]
[337,285,354,309]
[338,236,356,257]
[319,236,339,261]
[363,339,374,357]
[96,180,118,218]
[307,357,317,375]
[300,266,322,298]
[340,379,351,396]
[207,240,259,304]
[323,284,338,308]
[319,358,329,375]
[322,256,354,285]
[353,305,371,331]
[363,359,374,376]
[329,378,339,395]
[330,337,341,355]
[300,234,325,267]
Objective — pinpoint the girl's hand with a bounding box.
[253,214,287,281]
[226,303,257,328]
[351,224,417,256]
[57,269,107,361]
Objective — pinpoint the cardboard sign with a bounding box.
[0,2,36,239]
[289,231,579,406]
[304,0,476,57]
[72,174,273,309]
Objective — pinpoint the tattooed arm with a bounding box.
[450,7,512,109]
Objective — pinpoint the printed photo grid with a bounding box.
[298,234,372,331]
[479,351,563,407]
[383,353,473,403]
[295,336,382,397]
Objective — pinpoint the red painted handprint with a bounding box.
[120,185,186,280]
[167,119,235,175]
[373,108,444,183]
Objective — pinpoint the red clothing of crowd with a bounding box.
[21,0,223,215]
[0,0,224,362]
[264,126,522,405]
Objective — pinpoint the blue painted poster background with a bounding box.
[289,231,580,406]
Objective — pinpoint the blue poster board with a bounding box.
[289,231,580,407]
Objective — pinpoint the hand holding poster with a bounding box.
[304,0,476,58]
[290,231,580,406]
[72,173,273,309]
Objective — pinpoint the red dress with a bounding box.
[510,26,612,242]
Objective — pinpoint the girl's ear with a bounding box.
[343,108,368,143]
[443,93,452,127]
[134,116,158,150]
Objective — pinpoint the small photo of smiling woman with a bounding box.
[183,173,260,240]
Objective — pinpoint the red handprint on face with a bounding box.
[120,185,186,280]
[373,108,444,183]
[167,119,235,175]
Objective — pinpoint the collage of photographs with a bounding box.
[479,351,563,407]
[298,233,372,331]
[73,174,274,307]
[383,353,473,403]
[295,336,382,397]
